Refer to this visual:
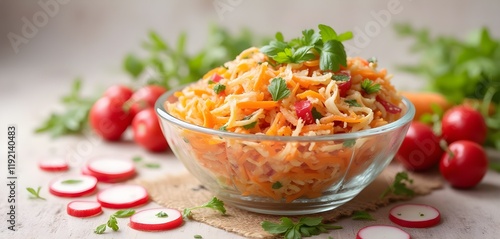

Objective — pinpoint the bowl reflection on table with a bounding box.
[155,86,415,215]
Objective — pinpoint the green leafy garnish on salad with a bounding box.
[260,24,352,72]
[268,77,291,101]
[361,79,381,94]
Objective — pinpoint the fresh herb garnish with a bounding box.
[219,125,228,131]
[332,74,349,82]
[380,171,414,198]
[345,99,361,107]
[182,197,226,219]
[367,57,378,64]
[26,186,46,200]
[94,209,135,234]
[261,216,342,239]
[132,156,143,162]
[61,179,82,185]
[261,24,352,72]
[311,107,323,120]
[343,139,356,148]
[156,211,169,218]
[272,181,283,189]
[268,77,291,101]
[352,211,375,221]
[361,79,381,94]
[194,235,203,239]
[213,83,226,94]
[243,121,257,130]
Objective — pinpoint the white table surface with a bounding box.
[1,65,500,239]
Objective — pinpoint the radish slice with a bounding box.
[389,204,441,228]
[38,158,69,171]
[129,208,183,231]
[49,175,98,197]
[356,225,410,239]
[86,157,136,182]
[81,165,122,183]
[97,185,148,209]
[67,201,102,217]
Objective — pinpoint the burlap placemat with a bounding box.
[136,163,442,238]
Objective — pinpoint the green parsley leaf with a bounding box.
[268,77,291,101]
[352,211,375,221]
[275,32,285,42]
[318,24,338,42]
[243,121,257,130]
[156,211,169,218]
[213,83,226,94]
[380,171,414,198]
[337,31,354,42]
[26,186,46,200]
[94,224,107,234]
[301,29,321,46]
[132,156,143,162]
[61,179,82,185]
[320,40,347,72]
[332,74,350,82]
[183,197,226,219]
[144,163,161,169]
[194,235,203,239]
[113,209,136,218]
[292,46,316,63]
[345,99,361,107]
[361,79,381,94]
[262,217,342,239]
[343,139,356,148]
[123,53,145,78]
[107,216,119,231]
[311,107,323,120]
[272,181,283,189]
[260,40,289,57]
[219,125,228,131]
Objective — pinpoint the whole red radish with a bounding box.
[440,140,488,188]
[132,108,169,152]
[129,85,167,117]
[441,106,487,144]
[90,97,132,141]
[396,122,443,171]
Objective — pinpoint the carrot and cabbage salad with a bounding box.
[165,25,404,202]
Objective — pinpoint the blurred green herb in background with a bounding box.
[394,23,500,150]
[36,25,264,137]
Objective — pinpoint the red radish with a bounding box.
[376,96,402,114]
[129,85,167,117]
[86,157,136,182]
[104,85,134,102]
[67,201,102,217]
[389,204,441,228]
[49,175,98,198]
[295,100,315,124]
[38,158,69,172]
[129,208,183,231]
[333,71,352,97]
[356,225,410,239]
[97,185,149,209]
[81,165,122,183]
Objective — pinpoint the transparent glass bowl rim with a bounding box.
[155,84,415,142]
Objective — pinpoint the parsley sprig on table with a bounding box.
[380,171,415,198]
[182,197,226,219]
[261,216,342,239]
[94,209,135,234]
[26,186,46,200]
[260,24,353,72]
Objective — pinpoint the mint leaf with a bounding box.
[320,40,347,72]
[268,77,291,101]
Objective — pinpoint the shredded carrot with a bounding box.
[236,101,278,109]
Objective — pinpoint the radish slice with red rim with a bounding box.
[67,201,102,217]
[38,158,69,171]
[86,157,136,181]
[97,185,148,209]
[49,175,97,197]
[389,204,441,228]
[81,164,124,183]
[356,225,410,239]
[129,208,183,231]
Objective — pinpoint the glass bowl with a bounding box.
[155,86,415,215]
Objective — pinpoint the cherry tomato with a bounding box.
[295,100,314,124]
[439,140,488,188]
[90,97,132,141]
[104,85,133,102]
[441,106,487,144]
[395,122,443,171]
[333,71,351,97]
[132,108,169,152]
[129,85,167,117]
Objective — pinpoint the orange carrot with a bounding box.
[236,101,279,109]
